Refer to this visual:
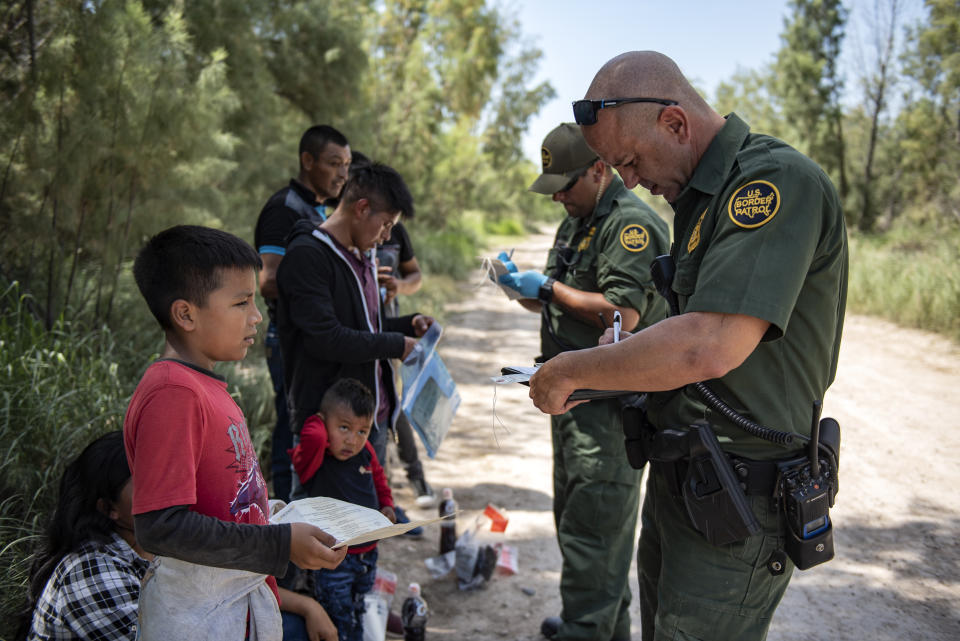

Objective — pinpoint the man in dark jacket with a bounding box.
[255,124,350,502]
[276,162,433,464]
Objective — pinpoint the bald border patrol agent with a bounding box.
[528,51,848,641]
[498,123,669,641]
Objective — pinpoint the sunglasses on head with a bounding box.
[572,97,678,126]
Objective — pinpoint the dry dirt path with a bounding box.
[378,231,960,641]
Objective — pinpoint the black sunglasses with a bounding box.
[558,162,595,193]
[572,97,678,126]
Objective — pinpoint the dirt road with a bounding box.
[378,231,960,640]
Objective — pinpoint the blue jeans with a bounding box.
[313,549,378,641]
[266,321,293,502]
[281,611,310,641]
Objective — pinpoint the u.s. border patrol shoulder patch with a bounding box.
[619,224,649,252]
[727,180,780,229]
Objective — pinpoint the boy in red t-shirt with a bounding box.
[289,378,395,641]
[124,225,346,640]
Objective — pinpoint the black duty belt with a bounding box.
[729,454,807,496]
[728,457,781,496]
[653,453,806,497]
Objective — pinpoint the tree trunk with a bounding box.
[95,56,127,322]
[63,199,88,315]
[858,0,900,232]
[0,132,22,211]
[104,176,137,324]
[859,73,886,232]
[45,78,66,330]
[835,111,848,200]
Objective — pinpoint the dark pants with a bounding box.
[314,549,379,641]
[551,400,641,641]
[368,419,389,470]
[266,321,293,502]
[394,411,424,481]
[638,468,793,640]
[281,612,310,641]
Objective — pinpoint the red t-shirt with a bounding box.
[123,359,277,596]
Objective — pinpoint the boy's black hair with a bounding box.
[340,161,415,220]
[133,225,262,330]
[299,125,349,165]
[320,378,376,421]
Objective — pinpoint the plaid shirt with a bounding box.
[28,532,149,641]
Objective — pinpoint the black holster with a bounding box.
[620,394,656,470]
[649,422,762,546]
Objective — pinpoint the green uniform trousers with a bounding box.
[552,399,641,641]
[637,467,794,641]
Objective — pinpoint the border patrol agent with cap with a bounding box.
[527,51,848,641]
[498,123,669,641]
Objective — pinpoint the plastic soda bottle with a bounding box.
[401,582,428,641]
[438,488,457,554]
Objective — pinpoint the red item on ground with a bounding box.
[483,503,509,532]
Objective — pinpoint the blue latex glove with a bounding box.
[498,270,547,298]
[496,251,518,273]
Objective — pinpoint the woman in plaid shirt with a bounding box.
[21,431,151,641]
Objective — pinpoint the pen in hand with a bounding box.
[613,310,622,343]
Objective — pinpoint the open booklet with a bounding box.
[270,496,449,549]
[480,255,526,300]
[494,366,634,401]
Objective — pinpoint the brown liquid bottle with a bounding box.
[438,487,457,554]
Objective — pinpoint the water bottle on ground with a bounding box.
[401,582,428,641]
[438,488,457,554]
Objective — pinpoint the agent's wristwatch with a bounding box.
[538,277,556,303]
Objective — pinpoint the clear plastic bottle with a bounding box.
[438,488,457,554]
[401,582,428,641]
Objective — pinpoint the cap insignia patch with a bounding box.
[727,180,780,229]
[541,147,553,169]
[619,224,649,252]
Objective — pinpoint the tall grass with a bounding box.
[847,227,960,342]
[0,282,142,637]
[0,281,278,639]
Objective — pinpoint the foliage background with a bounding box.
[1,0,958,636]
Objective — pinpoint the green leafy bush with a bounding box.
[484,217,526,236]
[414,225,483,282]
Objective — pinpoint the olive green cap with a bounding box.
[528,123,598,195]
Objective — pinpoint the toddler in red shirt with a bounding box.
[289,378,395,641]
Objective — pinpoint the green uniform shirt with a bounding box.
[541,174,669,358]
[646,113,848,460]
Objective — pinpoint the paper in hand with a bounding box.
[494,366,633,401]
[481,256,526,300]
[271,496,446,549]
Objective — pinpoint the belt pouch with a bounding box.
[620,393,652,470]
[680,423,762,546]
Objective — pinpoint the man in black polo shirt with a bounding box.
[254,124,351,502]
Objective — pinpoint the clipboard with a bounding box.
[500,367,633,401]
